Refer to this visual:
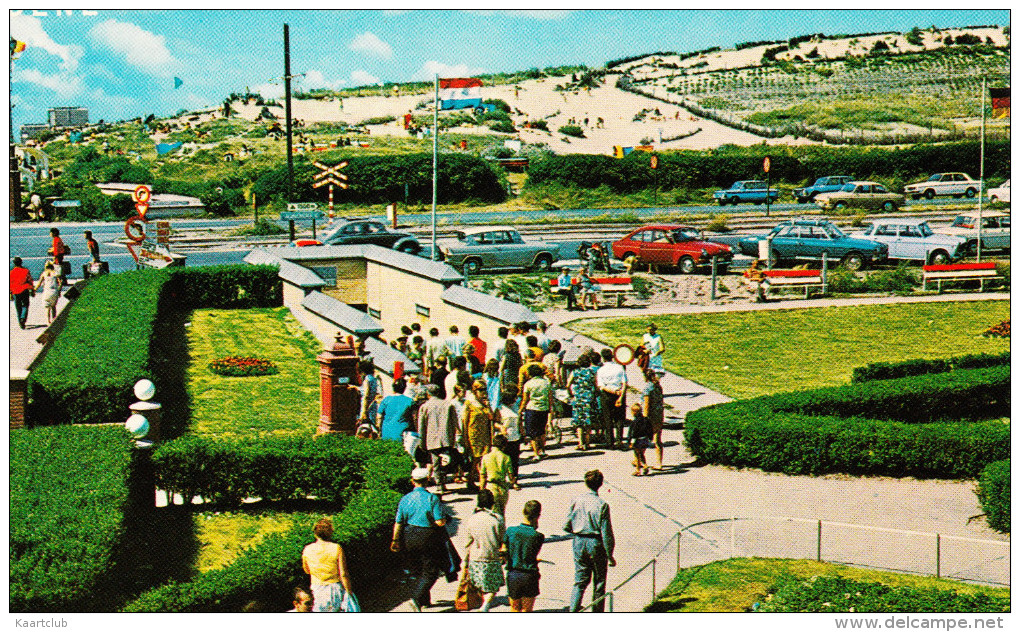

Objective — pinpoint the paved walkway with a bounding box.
[9,287,75,373]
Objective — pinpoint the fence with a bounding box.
[584,515,1010,612]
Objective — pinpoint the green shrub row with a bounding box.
[756,575,1010,613]
[524,141,1010,193]
[976,460,1010,533]
[27,265,282,428]
[852,351,1010,383]
[684,366,1010,478]
[124,437,412,612]
[10,426,135,612]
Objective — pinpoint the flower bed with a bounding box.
[209,356,278,377]
[982,319,1010,338]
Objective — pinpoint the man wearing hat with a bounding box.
[391,466,451,611]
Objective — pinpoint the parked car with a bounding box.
[849,218,967,265]
[793,175,854,203]
[903,173,981,200]
[815,181,906,212]
[934,210,1011,253]
[309,219,422,253]
[713,180,781,206]
[988,179,1010,204]
[738,218,888,270]
[437,226,558,274]
[611,224,733,274]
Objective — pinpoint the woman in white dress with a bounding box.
[35,261,61,324]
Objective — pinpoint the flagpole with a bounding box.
[977,78,985,262]
[432,73,438,261]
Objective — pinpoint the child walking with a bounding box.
[629,402,653,476]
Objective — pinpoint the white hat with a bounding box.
[411,467,430,481]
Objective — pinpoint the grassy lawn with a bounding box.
[187,307,323,437]
[569,301,1010,399]
[646,558,1010,613]
[193,509,316,574]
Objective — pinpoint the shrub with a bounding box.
[487,120,516,134]
[526,120,549,131]
[684,366,1010,478]
[977,460,1010,532]
[852,351,1010,383]
[359,115,396,125]
[826,265,918,294]
[757,575,1009,613]
[10,426,135,612]
[558,125,585,138]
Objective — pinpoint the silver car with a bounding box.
[850,219,967,265]
[935,211,1011,253]
[438,226,558,274]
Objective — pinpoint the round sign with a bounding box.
[763,156,772,173]
[133,185,152,204]
[613,344,636,366]
[125,216,147,243]
[650,155,659,170]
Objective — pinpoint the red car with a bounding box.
[612,224,733,274]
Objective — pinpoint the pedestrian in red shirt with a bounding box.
[10,257,34,329]
[49,228,69,285]
[468,325,487,365]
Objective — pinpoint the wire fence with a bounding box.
[584,515,1010,612]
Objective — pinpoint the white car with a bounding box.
[934,210,1011,253]
[903,173,981,200]
[850,218,967,265]
[988,179,1010,204]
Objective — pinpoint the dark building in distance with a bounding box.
[48,106,89,128]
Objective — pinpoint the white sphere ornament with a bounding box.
[125,414,150,439]
[134,379,156,401]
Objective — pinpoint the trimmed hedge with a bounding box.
[10,426,135,612]
[757,575,1010,613]
[977,460,1010,533]
[27,265,282,429]
[124,436,411,612]
[684,366,1010,478]
[852,352,1010,383]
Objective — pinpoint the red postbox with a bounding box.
[317,332,362,435]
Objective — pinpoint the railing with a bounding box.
[583,515,1010,612]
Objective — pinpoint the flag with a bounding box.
[10,37,27,59]
[990,87,1009,120]
[439,78,483,110]
[174,76,183,89]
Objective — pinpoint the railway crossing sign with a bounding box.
[313,161,349,216]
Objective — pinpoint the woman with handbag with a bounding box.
[462,489,505,611]
[302,517,355,612]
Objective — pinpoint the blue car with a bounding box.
[738,218,888,271]
[713,181,781,206]
[793,175,854,203]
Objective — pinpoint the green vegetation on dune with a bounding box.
[569,301,1011,398]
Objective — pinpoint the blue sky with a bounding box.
[9,9,1010,131]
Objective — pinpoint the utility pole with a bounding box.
[284,23,294,202]
[431,73,438,260]
[977,78,985,262]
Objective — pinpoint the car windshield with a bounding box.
[951,216,974,228]
[824,224,845,238]
[927,174,941,182]
[916,222,934,237]
[672,228,701,241]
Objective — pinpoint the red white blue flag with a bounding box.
[439,78,483,110]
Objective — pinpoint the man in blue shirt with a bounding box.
[392,467,451,611]
[377,378,416,440]
[563,469,616,612]
[556,267,576,310]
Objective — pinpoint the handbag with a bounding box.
[454,566,483,611]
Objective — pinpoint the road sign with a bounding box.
[133,185,152,204]
[287,202,319,211]
[650,155,658,170]
[135,202,150,218]
[313,161,350,216]
[763,156,772,173]
[51,200,81,208]
[280,210,326,221]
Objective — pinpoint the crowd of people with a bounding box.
[9,228,102,329]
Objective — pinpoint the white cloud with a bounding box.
[348,32,393,59]
[253,82,285,100]
[302,69,346,91]
[88,19,178,76]
[414,60,487,81]
[350,70,380,86]
[15,68,86,99]
[9,12,83,72]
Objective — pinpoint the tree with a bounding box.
[906,27,923,46]
[222,98,233,118]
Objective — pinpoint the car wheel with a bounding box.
[882,201,896,212]
[728,196,740,206]
[398,242,420,255]
[924,189,936,200]
[834,201,848,211]
[841,252,865,271]
[463,258,482,275]
[677,256,696,275]
[717,198,728,206]
[965,188,977,198]
[928,250,951,265]
[796,197,808,204]
[532,254,553,272]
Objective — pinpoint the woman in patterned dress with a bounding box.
[566,355,598,450]
[463,380,495,491]
[463,489,506,611]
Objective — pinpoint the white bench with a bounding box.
[922,262,1001,293]
[549,276,636,307]
[757,270,825,299]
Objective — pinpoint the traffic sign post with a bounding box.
[313,161,349,218]
[763,156,772,217]
[650,155,659,208]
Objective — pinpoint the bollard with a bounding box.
[822,252,829,294]
[651,558,657,599]
[711,256,717,300]
[817,519,823,561]
[936,533,941,578]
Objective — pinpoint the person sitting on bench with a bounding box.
[556,267,577,310]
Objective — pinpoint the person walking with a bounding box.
[641,368,666,470]
[392,467,451,611]
[629,402,653,476]
[418,384,458,492]
[503,500,545,612]
[301,517,353,612]
[483,359,501,410]
[498,339,523,399]
[463,380,495,492]
[596,349,627,449]
[566,355,597,450]
[358,360,382,429]
[463,489,506,612]
[377,378,416,441]
[495,386,524,483]
[642,323,666,374]
[479,434,515,516]
[83,230,100,263]
[467,325,487,365]
[10,257,34,330]
[48,228,68,284]
[444,325,466,358]
[35,261,61,324]
[520,363,553,460]
[564,469,616,612]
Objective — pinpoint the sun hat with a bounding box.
[411,467,430,481]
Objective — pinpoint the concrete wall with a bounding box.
[366,261,448,335]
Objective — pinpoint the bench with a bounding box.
[549,276,635,307]
[746,269,825,299]
[922,262,1001,293]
